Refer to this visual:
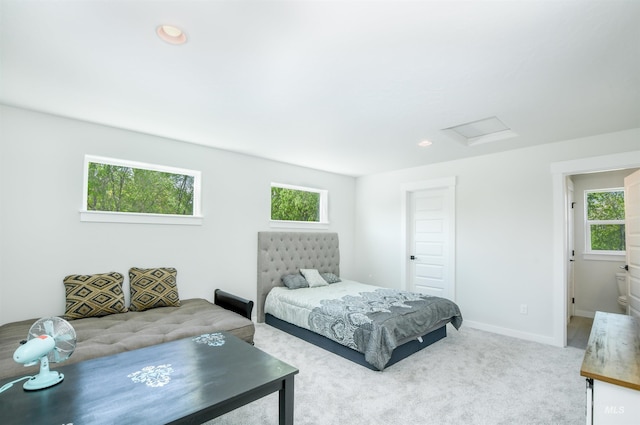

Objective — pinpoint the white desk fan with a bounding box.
[13,317,76,391]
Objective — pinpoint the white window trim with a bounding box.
[582,252,626,262]
[269,182,329,229]
[80,155,203,225]
[583,187,625,259]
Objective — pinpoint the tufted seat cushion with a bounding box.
[0,298,254,380]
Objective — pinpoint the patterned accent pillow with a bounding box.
[321,273,341,284]
[63,272,127,320]
[300,269,329,288]
[282,274,309,289]
[129,267,180,312]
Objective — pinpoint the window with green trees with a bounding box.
[585,189,625,253]
[271,183,328,224]
[82,155,201,224]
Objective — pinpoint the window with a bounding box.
[81,155,202,225]
[270,183,328,228]
[584,188,625,256]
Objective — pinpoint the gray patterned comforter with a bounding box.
[308,288,463,370]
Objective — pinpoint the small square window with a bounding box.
[270,183,328,227]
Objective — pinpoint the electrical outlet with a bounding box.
[520,304,528,315]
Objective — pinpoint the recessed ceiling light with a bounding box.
[156,25,187,45]
[418,140,433,147]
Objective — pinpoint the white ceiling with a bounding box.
[1,1,639,176]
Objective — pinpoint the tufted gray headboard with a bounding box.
[256,232,340,322]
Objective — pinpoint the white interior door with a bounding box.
[624,169,640,318]
[407,186,455,300]
[567,178,575,323]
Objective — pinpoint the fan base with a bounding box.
[23,371,64,391]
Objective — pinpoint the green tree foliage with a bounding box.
[87,163,194,215]
[587,191,625,251]
[271,187,320,221]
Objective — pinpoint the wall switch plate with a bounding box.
[520,304,528,315]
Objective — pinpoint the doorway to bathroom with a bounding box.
[553,150,640,348]
[565,168,639,348]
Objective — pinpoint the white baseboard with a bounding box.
[574,308,627,318]
[574,309,595,319]
[464,320,557,346]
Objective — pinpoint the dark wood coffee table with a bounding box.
[0,331,298,424]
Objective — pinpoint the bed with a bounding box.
[257,231,462,371]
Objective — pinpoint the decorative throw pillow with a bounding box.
[129,267,180,312]
[321,272,341,284]
[63,272,127,320]
[282,274,309,289]
[300,269,328,288]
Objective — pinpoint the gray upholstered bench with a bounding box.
[0,291,255,381]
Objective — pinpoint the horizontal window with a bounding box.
[80,155,202,225]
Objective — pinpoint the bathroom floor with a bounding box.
[567,316,594,349]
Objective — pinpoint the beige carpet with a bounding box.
[205,322,585,425]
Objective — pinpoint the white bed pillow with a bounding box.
[300,269,328,288]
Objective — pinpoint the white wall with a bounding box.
[354,128,640,344]
[571,169,638,317]
[0,105,356,324]
[2,103,638,345]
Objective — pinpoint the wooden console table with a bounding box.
[580,311,640,425]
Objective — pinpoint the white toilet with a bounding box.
[616,272,628,312]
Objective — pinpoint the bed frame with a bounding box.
[256,231,447,371]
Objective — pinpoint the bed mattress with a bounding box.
[265,280,462,370]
